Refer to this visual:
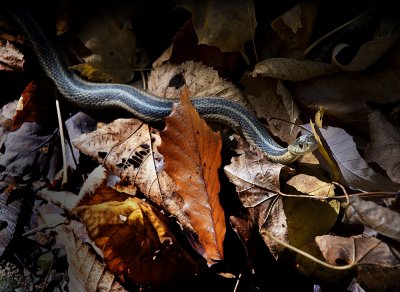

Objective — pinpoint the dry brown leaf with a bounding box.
[251,58,339,81]
[75,196,198,287]
[56,226,127,292]
[276,80,300,135]
[177,0,256,63]
[282,174,339,247]
[224,135,295,257]
[72,118,199,242]
[271,1,318,49]
[315,235,400,291]
[332,16,400,71]
[158,87,225,265]
[291,43,400,132]
[240,76,300,144]
[365,110,400,184]
[73,119,163,203]
[0,38,24,72]
[72,9,136,83]
[148,60,248,106]
[344,196,400,242]
[316,234,400,266]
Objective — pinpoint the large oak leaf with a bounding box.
[158,87,225,265]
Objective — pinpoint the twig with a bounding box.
[277,190,400,201]
[261,230,354,270]
[233,273,242,292]
[40,254,55,292]
[55,99,68,185]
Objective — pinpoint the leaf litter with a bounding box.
[1,1,400,291]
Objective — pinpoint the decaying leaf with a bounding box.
[364,110,400,184]
[177,0,256,62]
[75,197,198,287]
[308,125,400,191]
[0,38,24,72]
[271,1,318,49]
[282,174,339,248]
[276,80,300,135]
[344,196,400,243]
[148,60,248,106]
[159,87,225,265]
[72,117,199,245]
[240,76,300,144]
[251,58,339,81]
[224,135,294,257]
[72,8,136,83]
[56,226,127,292]
[291,44,400,133]
[73,119,163,203]
[315,235,400,291]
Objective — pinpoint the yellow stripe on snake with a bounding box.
[7,6,318,163]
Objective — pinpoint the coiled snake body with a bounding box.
[8,7,318,163]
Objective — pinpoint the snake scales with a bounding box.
[7,6,318,163]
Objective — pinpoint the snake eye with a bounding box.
[298,143,303,149]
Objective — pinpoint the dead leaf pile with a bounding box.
[1,1,400,291]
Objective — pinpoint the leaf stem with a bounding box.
[55,100,68,185]
[261,230,354,270]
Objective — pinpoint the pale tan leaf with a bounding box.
[345,196,400,242]
[158,87,225,265]
[177,0,257,62]
[308,125,400,191]
[365,110,400,184]
[148,60,248,105]
[251,58,339,81]
[56,226,126,292]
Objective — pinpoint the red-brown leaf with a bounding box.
[158,86,225,265]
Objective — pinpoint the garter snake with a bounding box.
[8,6,318,163]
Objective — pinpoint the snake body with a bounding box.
[8,7,318,163]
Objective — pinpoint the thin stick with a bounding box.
[277,190,400,201]
[261,230,354,270]
[55,100,68,185]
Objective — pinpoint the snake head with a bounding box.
[287,133,318,156]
